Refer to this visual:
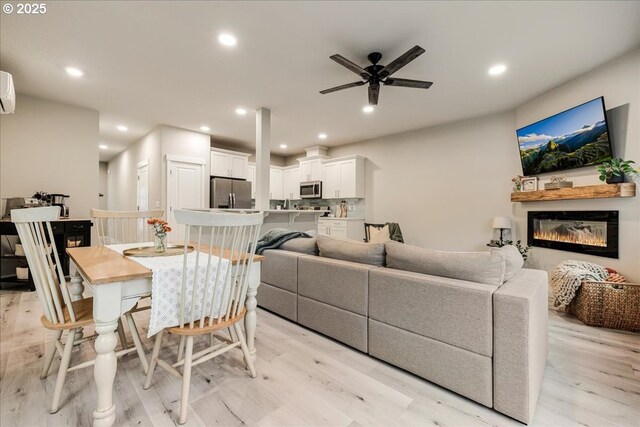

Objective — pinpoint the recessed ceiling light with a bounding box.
[363,105,375,113]
[488,64,507,76]
[318,133,327,140]
[218,33,237,47]
[65,66,84,77]
[200,126,210,132]
[235,108,247,116]
[280,144,287,149]
[116,125,128,131]
[99,144,108,150]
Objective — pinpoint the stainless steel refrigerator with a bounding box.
[210,177,252,209]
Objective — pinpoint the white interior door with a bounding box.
[137,162,149,211]
[167,159,205,243]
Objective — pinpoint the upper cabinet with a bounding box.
[269,167,284,200]
[247,163,256,199]
[321,156,365,199]
[210,148,250,179]
[283,166,301,200]
[299,158,323,182]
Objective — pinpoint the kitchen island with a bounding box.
[218,209,329,234]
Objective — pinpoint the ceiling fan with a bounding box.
[320,45,433,106]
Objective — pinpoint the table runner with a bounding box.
[108,243,230,337]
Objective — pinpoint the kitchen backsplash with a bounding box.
[289,198,365,218]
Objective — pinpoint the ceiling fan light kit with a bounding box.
[320,45,433,106]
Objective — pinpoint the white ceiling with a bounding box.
[2,1,639,162]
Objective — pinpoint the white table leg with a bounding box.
[69,263,85,301]
[244,262,261,361]
[69,263,85,341]
[92,283,122,427]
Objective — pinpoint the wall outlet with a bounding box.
[155,201,160,208]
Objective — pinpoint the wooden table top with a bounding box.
[67,244,264,285]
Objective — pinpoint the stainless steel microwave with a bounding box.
[300,181,322,199]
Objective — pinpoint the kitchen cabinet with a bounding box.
[269,167,284,200]
[317,218,364,241]
[247,163,256,199]
[210,148,250,179]
[299,159,323,182]
[0,219,92,291]
[283,166,301,200]
[321,156,365,199]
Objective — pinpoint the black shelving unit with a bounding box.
[0,219,92,291]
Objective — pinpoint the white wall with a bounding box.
[107,128,162,211]
[0,94,99,218]
[514,48,640,282]
[107,125,212,214]
[327,111,518,252]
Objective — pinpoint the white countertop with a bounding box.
[263,209,329,214]
[318,217,364,221]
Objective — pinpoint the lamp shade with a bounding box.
[493,216,511,229]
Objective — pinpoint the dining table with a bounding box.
[66,244,264,427]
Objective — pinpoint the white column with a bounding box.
[255,108,271,211]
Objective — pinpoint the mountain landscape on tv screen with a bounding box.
[518,119,612,175]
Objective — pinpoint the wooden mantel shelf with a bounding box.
[511,183,636,202]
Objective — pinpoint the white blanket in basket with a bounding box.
[550,260,608,307]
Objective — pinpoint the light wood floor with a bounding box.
[1,289,639,427]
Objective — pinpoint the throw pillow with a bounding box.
[497,245,524,282]
[385,241,507,286]
[369,224,391,244]
[317,235,385,266]
[280,237,319,256]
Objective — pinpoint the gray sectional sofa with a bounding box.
[257,236,548,424]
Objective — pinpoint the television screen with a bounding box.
[516,97,613,176]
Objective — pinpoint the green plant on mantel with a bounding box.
[597,158,637,183]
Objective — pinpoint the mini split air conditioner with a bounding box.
[0,71,16,114]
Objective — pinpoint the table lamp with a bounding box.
[492,216,511,245]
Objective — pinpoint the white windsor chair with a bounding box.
[11,206,148,413]
[143,209,263,424]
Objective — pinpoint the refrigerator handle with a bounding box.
[232,193,236,208]
[229,193,232,208]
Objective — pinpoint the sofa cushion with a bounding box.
[385,241,506,286]
[280,236,318,255]
[369,268,496,357]
[257,282,297,322]
[260,249,300,293]
[298,255,374,316]
[317,235,385,266]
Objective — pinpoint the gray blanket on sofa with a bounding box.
[254,228,312,255]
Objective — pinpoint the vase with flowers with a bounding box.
[511,175,524,192]
[147,218,172,253]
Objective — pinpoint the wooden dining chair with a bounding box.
[11,206,148,413]
[91,208,164,368]
[143,209,263,425]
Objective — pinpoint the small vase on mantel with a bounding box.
[154,233,167,253]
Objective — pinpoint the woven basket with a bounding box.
[566,280,640,332]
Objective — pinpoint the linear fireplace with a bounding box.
[527,211,619,259]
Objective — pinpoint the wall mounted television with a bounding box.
[516,97,613,176]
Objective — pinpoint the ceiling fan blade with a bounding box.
[384,78,433,89]
[379,45,425,78]
[330,54,371,79]
[368,84,380,106]
[319,81,366,94]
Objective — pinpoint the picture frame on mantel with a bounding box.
[522,177,538,192]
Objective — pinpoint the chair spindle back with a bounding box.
[91,209,165,245]
[173,209,263,330]
[11,206,76,325]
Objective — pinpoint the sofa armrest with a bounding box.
[493,268,548,424]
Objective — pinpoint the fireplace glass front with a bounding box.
[528,211,619,258]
